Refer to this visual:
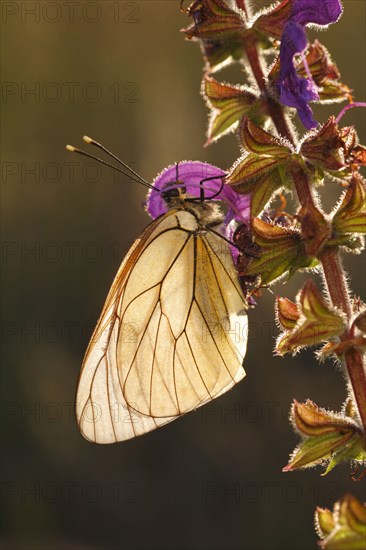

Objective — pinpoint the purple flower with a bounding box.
[278,0,342,129]
[146,161,250,226]
[290,0,342,26]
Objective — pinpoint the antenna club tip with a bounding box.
[83,135,93,143]
[66,145,76,152]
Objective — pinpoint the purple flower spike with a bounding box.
[146,161,250,225]
[277,0,343,129]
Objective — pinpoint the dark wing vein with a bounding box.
[121,232,194,415]
[203,235,246,303]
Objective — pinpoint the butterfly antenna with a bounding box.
[83,136,150,186]
[66,139,156,192]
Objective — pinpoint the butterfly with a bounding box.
[67,137,249,443]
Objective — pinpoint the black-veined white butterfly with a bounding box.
[67,137,249,443]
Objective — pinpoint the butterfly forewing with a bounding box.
[76,207,248,443]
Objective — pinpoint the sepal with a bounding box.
[238,118,291,158]
[353,310,366,333]
[338,126,366,170]
[276,280,345,355]
[244,219,317,286]
[283,400,365,474]
[252,0,293,40]
[203,77,258,144]
[181,0,244,38]
[227,120,292,216]
[320,337,366,359]
[276,297,300,330]
[301,118,366,176]
[332,175,366,237]
[316,507,335,539]
[300,117,345,171]
[297,40,351,103]
[228,154,282,184]
[315,494,366,549]
[297,197,331,256]
[181,0,245,71]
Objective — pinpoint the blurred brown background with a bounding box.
[1,1,365,549]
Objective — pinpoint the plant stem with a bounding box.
[344,349,366,438]
[294,171,366,433]
[321,247,366,434]
[242,31,296,146]
[319,247,352,319]
[239,0,366,434]
[294,156,366,435]
[236,0,249,18]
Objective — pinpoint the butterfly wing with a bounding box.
[76,209,248,443]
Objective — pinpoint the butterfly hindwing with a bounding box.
[76,208,248,443]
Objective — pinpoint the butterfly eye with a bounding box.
[161,184,187,203]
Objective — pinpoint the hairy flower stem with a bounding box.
[320,248,366,436]
[319,247,352,319]
[242,32,296,146]
[240,0,366,434]
[294,168,366,434]
[236,0,249,18]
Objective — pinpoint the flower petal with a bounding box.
[279,21,308,76]
[278,21,319,129]
[145,161,250,224]
[291,0,342,27]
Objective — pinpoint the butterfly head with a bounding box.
[161,182,187,206]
